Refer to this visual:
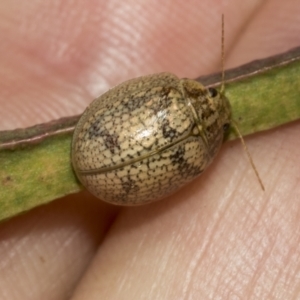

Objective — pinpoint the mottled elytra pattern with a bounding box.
[72,73,231,205]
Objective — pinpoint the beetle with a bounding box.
[71,72,231,205]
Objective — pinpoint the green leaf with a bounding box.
[1,47,300,221]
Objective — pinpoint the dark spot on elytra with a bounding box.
[170,146,203,178]
[103,132,120,154]
[148,86,173,115]
[88,127,120,154]
[170,146,186,166]
[123,86,173,114]
[123,94,148,111]
[162,119,177,141]
[122,177,139,195]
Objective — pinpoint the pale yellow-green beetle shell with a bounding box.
[72,73,231,205]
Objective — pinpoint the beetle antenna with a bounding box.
[232,120,265,191]
[220,14,225,95]
[220,16,264,190]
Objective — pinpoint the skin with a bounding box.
[0,0,300,299]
